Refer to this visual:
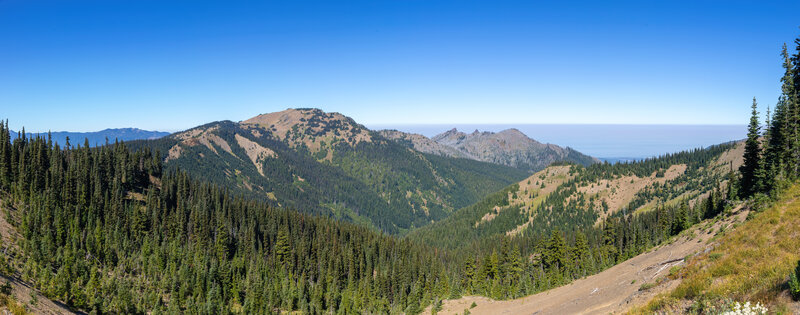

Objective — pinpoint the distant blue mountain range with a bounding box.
[9,128,170,147]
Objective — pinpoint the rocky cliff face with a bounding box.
[384,127,599,172]
[377,130,468,159]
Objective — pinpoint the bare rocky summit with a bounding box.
[381,127,599,172]
[377,129,468,159]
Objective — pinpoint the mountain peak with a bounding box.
[243,108,334,126]
[440,128,463,137]
[426,127,599,172]
[499,128,523,135]
[241,108,372,153]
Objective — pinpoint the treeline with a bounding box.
[739,39,800,199]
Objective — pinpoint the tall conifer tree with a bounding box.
[740,97,762,197]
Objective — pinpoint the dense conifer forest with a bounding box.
[129,118,528,236]
[1,32,798,315]
[0,121,735,314]
[407,142,736,251]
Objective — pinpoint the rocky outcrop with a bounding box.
[384,128,599,172]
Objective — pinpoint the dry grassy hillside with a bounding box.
[631,183,800,314]
[426,205,751,315]
[472,141,746,239]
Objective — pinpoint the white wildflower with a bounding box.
[722,301,768,315]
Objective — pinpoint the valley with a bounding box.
[427,205,750,314]
[134,108,538,234]
[0,112,754,314]
[407,141,741,251]
[0,101,794,314]
[5,1,800,314]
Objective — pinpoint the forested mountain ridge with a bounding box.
[379,127,599,173]
[10,127,169,147]
[133,108,528,234]
[0,123,466,313]
[407,141,743,250]
[0,120,740,314]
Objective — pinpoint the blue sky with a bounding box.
[1,0,798,132]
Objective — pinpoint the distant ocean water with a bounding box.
[366,124,747,162]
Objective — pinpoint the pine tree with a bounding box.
[0,121,10,189]
[545,229,568,273]
[782,43,798,178]
[276,226,291,267]
[463,258,475,290]
[740,97,762,198]
[573,232,590,277]
[758,106,773,193]
[790,38,800,177]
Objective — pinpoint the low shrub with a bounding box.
[789,260,800,300]
[639,282,657,291]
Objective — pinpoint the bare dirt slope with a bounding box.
[431,208,749,315]
[0,274,80,315]
[0,199,80,314]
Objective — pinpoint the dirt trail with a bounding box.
[431,209,749,315]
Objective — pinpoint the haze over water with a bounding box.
[368,124,747,162]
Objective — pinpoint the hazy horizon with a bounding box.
[369,123,746,159]
[2,1,799,132]
[8,122,746,160]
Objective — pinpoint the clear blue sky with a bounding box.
[1,0,798,132]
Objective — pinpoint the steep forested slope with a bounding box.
[408,141,741,250]
[0,123,460,314]
[132,109,527,234]
[0,121,741,314]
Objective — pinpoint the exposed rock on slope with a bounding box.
[242,108,372,154]
[427,206,750,315]
[407,141,742,249]
[382,127,599,172]
[139,108,528,234]
[377,130,468,159]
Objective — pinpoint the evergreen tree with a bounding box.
[275,225,291,267]
[756,106,772,193]
[545,229,568,273]
[781,43,799,178]
[740,97,762,197]
[573,232,590,277]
